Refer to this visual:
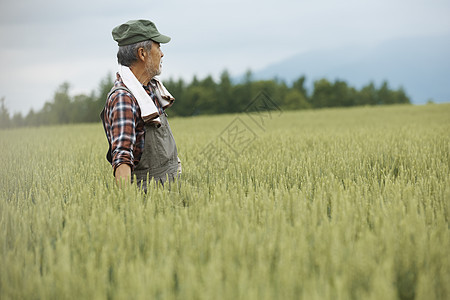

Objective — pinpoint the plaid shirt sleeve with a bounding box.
[107,91,140,172]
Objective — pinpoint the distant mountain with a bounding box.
[252,34,450,104]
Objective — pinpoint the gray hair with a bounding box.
[117,40,153,67]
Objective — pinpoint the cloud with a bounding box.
[1,0,449,114]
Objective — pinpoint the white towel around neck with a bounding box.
[152,75,175,109]
[118,65,174,124]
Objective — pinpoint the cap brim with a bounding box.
[151,34,171,43]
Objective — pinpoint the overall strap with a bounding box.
[106,86,132,100]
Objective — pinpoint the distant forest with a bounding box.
[0,70,410,129]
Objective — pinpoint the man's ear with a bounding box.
[138,48,146,62]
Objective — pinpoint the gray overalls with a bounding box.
[132,111,179,191]
[101,86,179,192]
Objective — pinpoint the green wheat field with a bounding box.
[1,103,449,299]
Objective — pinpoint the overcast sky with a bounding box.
[1,0,449,114]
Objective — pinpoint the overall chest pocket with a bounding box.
[144,117,177,169]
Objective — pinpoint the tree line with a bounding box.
[0,70,410,128]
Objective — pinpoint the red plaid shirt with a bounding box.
[102,73,163,173]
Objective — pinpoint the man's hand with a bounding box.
[115,164,131,187]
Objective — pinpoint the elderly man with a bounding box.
[101,20,180,190]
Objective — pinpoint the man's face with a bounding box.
[146,42,164,77]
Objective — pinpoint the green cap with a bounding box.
[112,19,171,46]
